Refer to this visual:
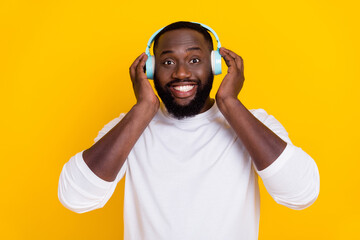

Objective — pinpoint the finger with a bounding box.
[219,47,229,57]
[136,54,148,78]
[223,48,244,71]
[221,49,236,70]
[130,53,144,70]
[130,53,145,78]
[220,47,235,65]
[220,47,232,55]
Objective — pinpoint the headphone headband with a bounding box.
[145,28,164,55]
[193,22,221,49]
[145,22,221,55]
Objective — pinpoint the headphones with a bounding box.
[145,22,222,79]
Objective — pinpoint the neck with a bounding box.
[199,97,215,114]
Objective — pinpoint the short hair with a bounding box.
[153,21,214,54]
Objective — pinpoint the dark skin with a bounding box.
[153,29,214,111]
[83,29,286,182]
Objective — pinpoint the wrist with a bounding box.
[216,95,241,116]
[216,94,238,107]
[135,99,159,116]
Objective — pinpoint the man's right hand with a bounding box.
[129,53,159,108]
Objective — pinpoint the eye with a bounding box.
[163,60,175,65]
[190,58,200,64]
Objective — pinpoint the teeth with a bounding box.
[173,85,195,92]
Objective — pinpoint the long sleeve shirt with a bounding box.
[58,103,320,240]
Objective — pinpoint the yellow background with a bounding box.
[1,0,359,239]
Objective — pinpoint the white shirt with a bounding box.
[58,103,320,240]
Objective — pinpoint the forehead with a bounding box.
[154,29,210,55]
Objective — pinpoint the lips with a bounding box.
[168,81,198,99]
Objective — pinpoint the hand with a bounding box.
[129,53,159,108]
[216,47,245,102]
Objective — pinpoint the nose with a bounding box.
[171,63,191,80]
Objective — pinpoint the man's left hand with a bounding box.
[216,47,245,102]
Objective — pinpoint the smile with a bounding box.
[169,82,198,99]
[173,85,195,92]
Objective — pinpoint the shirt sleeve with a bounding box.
[58,113,127,213]
[250,109,320,210]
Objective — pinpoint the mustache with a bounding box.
[166,79,200,87]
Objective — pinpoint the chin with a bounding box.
[173,97,195,107]
[153,73,214,119]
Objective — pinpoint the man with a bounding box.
[58,21,320,239]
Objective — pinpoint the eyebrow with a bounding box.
[160,47,202,56]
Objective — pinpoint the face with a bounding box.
[153,29,214,119]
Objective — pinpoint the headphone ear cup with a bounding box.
[211,50,222,75]
[146,55,155,79]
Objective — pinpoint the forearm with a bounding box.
[83,101,158,181]
[217,97,286,171]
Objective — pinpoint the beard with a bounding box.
[153,72,214,120]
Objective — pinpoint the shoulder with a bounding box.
[249,108,271,122]
[94,113,127,143]
[249,108,282,126]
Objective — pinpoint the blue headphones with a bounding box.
[145,22,222,79]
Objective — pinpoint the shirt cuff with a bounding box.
[73,151,115,190]
[257,143,296,180]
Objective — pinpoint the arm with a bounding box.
[217,47,286,171]
[217,48,319,209]
[58,53,159,213]
[83,53,159,182]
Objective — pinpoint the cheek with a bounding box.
[154,68,171,84]
[154,63,169,81]
[194,58,212,74]
[190,64,211,78]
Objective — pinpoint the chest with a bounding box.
[128,120,251,179]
